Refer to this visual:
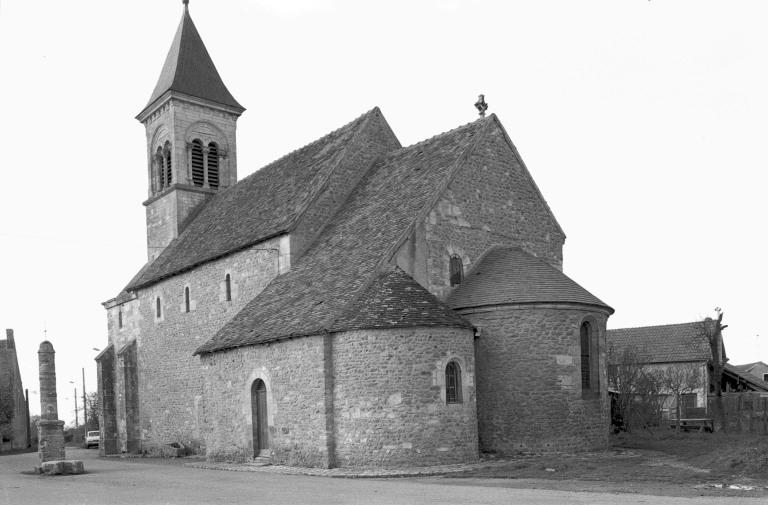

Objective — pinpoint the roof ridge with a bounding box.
[244,108,382,181]
[391,115,490,155]
[607,321,705,332]
[378,115,496,274]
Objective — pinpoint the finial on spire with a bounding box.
[183,0,189,10]
[475,94,488,118]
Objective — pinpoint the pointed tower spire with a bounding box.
[137,2,243,119]
[136,4,244,261]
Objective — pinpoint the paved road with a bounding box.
[0,448,763,505]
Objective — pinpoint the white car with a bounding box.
[84,431,100,448]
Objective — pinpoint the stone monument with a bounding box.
[36,341,84,475]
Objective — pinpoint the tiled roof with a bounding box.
[606,322,711,364]
[140,6,243,116]
[446,246,612,311]
[723,363,768,392]
[127,108,387,291]
[195,116,491,354]
[331,267,473,333]
[733,362,767,373]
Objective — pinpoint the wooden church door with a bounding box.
[251,379,268,457]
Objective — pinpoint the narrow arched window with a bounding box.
[449,255,463,286]
[156,147,165,191]
[184,286,190,313]
[118,308,123,329]
[580,321,591,392]
[445,361,462,404]
[191,139,204,187]
[225,273,232,302]
[163,141,172,186]
[156,297,162,319]
[207,142,219,190]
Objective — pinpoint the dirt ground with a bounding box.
[446,430,768,498]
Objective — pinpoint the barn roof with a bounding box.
[195,116,492,354]
[127,108,391,291]
[446,246,612,312]
[607,322,712,364]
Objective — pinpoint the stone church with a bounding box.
[98,2,613,467]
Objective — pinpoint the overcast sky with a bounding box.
[1,0,766,422]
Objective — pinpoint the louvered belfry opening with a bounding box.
[207,142,219,189]
[191,139,205,187]
[163,141,173,186]
[156,147,165,191]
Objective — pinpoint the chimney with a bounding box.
[5,328,14,349]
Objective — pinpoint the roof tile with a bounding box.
[128,109,385,290]
[607,322,711,363]
[446,246,612,311]
[195,117,490,354]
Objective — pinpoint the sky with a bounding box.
[1,0,766,423]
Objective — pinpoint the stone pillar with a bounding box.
[37,341,65,464]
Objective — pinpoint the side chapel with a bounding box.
[98,2,613,467]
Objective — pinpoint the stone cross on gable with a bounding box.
[475,94,488,117]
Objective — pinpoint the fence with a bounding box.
[708,392,768,434]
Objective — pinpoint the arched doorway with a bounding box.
[251,379,268,457]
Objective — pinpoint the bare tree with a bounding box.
[84,392,100,431]
[608,344,665,431]
[608,343,645,431]
[661,363,702,432]
[699,309,727,430]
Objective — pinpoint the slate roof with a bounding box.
[446,246,612,312]
[195,116,492,354]
[606,322,711,364]
[127,108,386,291]
[331,267,473,333]
[139,5,243,117]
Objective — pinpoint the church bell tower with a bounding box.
[136,0,245,261]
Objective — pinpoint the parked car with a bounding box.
[84,431,100,448]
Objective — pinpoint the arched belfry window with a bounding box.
[580,321,592,393]
[163,141,172,186]
[191,139,204,187]
[225,273,232,302]
[155,147,165,191]
[445,361,462,404]
[156,297,162,319]
[207,142,219,190]
[449,255,464,286]
[184,286,190,313]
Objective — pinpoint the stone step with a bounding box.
[247,456,272,467]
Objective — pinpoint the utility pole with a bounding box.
[82,367,87,430]
[25,388,31,448]
[69,381,79,429]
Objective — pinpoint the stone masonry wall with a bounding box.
[459,305,610,455]
[0,332,28,450]
[142,98,240,260]
[200,336,330,467]
[104,235,287,454]
[332,327,478,468]
[395,120,565,300]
